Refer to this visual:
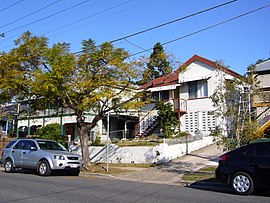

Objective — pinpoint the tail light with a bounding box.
[219,154,230,161]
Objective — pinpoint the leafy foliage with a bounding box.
[91,134,102,146]
[37,123,67,146]
[210,72,263,151]
[0,32,146,167]
[156,100,178,138]
[137,42,173,85]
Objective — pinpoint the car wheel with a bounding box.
[4,159,15,173]
[37,160,51,176]
[230,172,254,195]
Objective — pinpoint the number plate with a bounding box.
[70,164,78,168]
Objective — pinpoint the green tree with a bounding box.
[156,100,178,138]
[138,42,172,85]
[210,63,263,150]
[0,32,145,168]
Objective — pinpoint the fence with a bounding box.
[70,135,215,164]
[164,133,204,145]
[0,137,13,157]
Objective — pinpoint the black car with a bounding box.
[215,142,270,195]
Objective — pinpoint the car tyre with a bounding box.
[230,172,254,195]
[4,159,15,173]
[37,160,51,176]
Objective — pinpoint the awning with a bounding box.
[149,84,181,92]
[179,75,211,83]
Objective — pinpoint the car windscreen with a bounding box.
[37,141,67,151]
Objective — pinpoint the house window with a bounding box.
[188,80,208,99]
[151,92,159,100]
[151,90,169,100]
[160,90,169,100]
[189,81,197,99]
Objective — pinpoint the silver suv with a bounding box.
[1,139,83,176]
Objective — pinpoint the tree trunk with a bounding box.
[76,113,91,169]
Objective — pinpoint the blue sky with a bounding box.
[0,0,269,74]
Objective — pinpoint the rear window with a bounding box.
[241,145,254,156]
[231,144,254,157]
[5,140,17,148]
[255,143,270,157]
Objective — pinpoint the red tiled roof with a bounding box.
[139,54,242,90]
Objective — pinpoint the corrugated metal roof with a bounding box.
[255,60,270,72]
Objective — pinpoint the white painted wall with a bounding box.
[179,60,216,83]
[71,136,215,164]
[258,74,270,88]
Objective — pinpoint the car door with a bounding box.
[253,142,270,188]
[21,140,39,168]
[12,140,27,167]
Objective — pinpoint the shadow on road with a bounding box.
[187,178,270,197]
[1,168,78,176]
[187,178,232,194]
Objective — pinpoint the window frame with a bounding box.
[188,80,208,99]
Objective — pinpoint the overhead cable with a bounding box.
[109,0,238,43]
[73,0,238,54]
[130,4,270,57]
[4,0,92,35]
[43,0,133,35]
[0,0,25,13]
[0,0,63,29]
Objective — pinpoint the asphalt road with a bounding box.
[0,171,269,203]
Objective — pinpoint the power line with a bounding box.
[130,4,270,57]
[73,0,238,54]
[109,0,238,43]
[0,0,25,13]
[43,0,133,36]
[0,0,136,50]
[0,0,63,29]
[123,39,151,53]
[4,0,93,35]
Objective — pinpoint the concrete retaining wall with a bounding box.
[72,136,215,164]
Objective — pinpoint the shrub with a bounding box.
[37,123,67,147]
[156,100,178,138]
[111,138,120,144]
[175,131,191,138]
[92,134,102,146]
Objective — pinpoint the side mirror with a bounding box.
[30,146,38,151]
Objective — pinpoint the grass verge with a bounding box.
[81,163,154,174]
[181,166,217,182]
[116,140,162,147]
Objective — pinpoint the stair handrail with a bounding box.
[134,104,157,137]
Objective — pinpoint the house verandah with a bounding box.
[16,108,139,142]
[2,54,242,143]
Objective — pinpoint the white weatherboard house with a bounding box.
[137,55,242,137]
[16,55,242,143]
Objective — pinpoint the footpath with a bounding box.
[82,143,225,185]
